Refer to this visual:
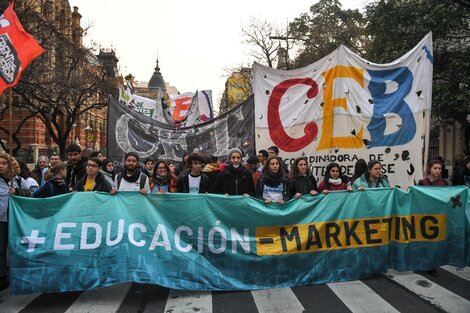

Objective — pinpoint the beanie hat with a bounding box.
[229,148,243,159]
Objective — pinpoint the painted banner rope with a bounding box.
[8,186,470,295]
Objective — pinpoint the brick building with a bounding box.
[0,0,119,162]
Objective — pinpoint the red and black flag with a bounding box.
[0,2,44,95]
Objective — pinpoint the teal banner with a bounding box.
[8,187,470,295]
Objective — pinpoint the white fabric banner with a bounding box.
[118,86,167,123]
[169,90,214,127]
[254,33,433,189]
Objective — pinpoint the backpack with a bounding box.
[116,173,147,190]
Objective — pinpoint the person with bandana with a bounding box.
[255,156,290,204]
[215,148,255,196]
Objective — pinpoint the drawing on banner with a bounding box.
[108,97,255,169]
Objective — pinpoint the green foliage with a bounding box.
[289,0,369,67]
[365,0,470,123]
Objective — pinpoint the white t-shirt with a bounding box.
[115,174,151,192]
[263,183,284,201]
[188,174,201,194]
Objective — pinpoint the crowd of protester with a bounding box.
[0,144,469,288]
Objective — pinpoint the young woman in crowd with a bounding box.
[75,158,113,192]
[18,160,39,193]
[101,159,116,188]
[352,160,390,190]
[318,162,350,193]
[255,156,290,204]
[288,157,318,198]
[351,159,367,184]
[0,154,31,289]
[151,160,178,193]
[216,148,255,196]
[33,161,69,198]
[418,159,447,186]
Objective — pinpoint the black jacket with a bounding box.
[33,178,69,198]
[75,172,112,192]
[289,175,318,197]
[176,172,210,193]
[66,157,87,191]
[255,175,290,202]
[215,166,255,196]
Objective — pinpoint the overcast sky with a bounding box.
[68,0,366,107]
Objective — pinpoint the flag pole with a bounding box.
[8,87,13,187]
[8,87,13,156]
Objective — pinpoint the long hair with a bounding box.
[365,160,382,180]
[17,160,33,179]
[352,159,367,182]
[289,157,309,180]
[0,154,20,180]
[263,156,286,177]
[323,162,342,189]
[425,159,443,177]
[152,160,177,181]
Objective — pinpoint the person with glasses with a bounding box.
[176,153,210,193]
[318,162,351,194]
[75,157,112,192]
[150,160,178,193]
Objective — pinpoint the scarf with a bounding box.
[228,163,245,177]
[152,174,170,187]
[263,169,284,187]
[328,178,342,186]
[122,168,142,183]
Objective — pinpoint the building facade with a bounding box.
[0,0,119,162]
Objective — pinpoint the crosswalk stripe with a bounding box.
[64,282,131,313]
[163,289,212,313]
[0,288,40,313]
[251,288,305,313]
[440,265,470,282]
[386,269,470,313]
[327,280,399,313]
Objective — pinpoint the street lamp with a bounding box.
[269,36,291,70]
[269,35,324,69]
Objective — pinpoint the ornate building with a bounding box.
[0,0,120,161]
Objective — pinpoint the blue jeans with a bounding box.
[0,221,7,278]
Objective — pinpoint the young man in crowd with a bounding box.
[177,153,210,193]
[257,150,268,169]
[142,158,155,178]
[245,156,260,185]
[113,152,150,194]
[90,151,106,162]
[75,157,112,192]
[65,144,87,191]
[216,148,255,196]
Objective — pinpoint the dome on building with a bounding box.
[148,59,166,91]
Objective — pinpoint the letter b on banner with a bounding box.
[367,67,416,147]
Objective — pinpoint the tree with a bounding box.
[241,18,285,68]
[288,0,369,68]
[219,66,252,113]
[0,0,117,158]
[365,0,470,133]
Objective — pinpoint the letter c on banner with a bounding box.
[267,78,319,152]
